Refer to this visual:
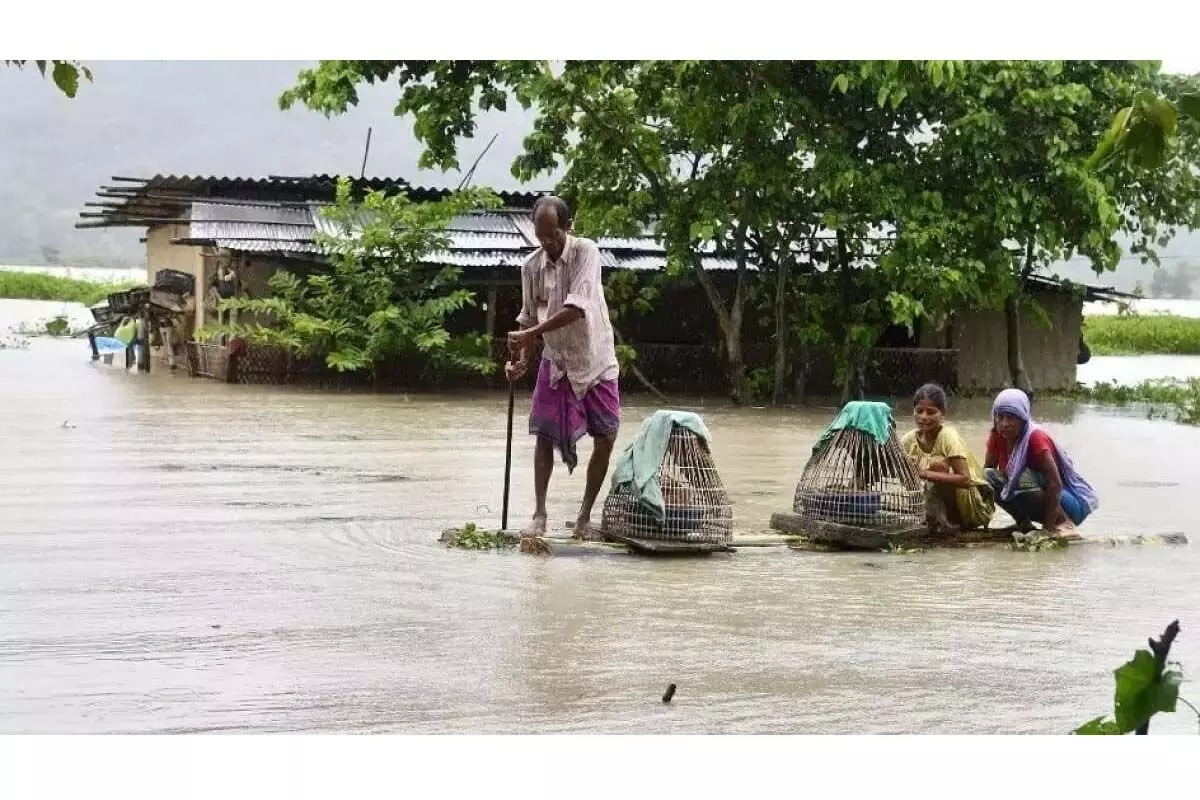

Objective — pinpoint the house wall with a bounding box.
[920,287,1082,392]
[218,255,315,331]
[146,224,203,332]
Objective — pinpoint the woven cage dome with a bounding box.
[792,407,925,531]
[602,425,733,545]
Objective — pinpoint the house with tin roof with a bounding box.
[76,173,1125,395]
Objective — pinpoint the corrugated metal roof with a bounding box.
[168,194,753,272]
[597,235,665,252]
[212,239,322,254]
[192,201,312,225]
[444,230,530,251]
[445,212,530,238]
[422,250,529,268]
[613,255,746,271]
[189,202,318,249]
[125,174,544,207]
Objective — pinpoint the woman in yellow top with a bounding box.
[901,383,995,534]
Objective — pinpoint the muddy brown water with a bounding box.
[2,332,1199,733]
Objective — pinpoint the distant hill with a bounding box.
[3,60,1196,290]
[0,60,538,267]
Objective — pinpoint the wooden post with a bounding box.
[485,286,498,339]
[87,331,100,361]
[225,346,239,384]
[161,325,176,370]
[138,309,151,372]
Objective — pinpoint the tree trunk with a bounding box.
[1006,241,1037,396]
[839,342,866,406]
[1004,292,1033,396]
[726,326,745,405]
[691,222,748,405]
[771,255,791,405]
[794,335,808,404]
[835,230,862,405]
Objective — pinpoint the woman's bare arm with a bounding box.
[1034,449,1064,531]
[922,456,973,488]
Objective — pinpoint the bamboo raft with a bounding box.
[440,521,1189,557]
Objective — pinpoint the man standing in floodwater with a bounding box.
[505,196,621,541]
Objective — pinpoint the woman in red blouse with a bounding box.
[983,389,1099,535]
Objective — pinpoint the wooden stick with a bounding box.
[456,134,498,191]
[359,127,373,179]
[502,381,515,531]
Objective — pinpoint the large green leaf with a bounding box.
[1178,93,1200,121]
[51,62,80,98]
[1112,649,1181,732]
[1073,716,1123,735]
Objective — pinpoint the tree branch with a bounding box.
[612,326,670,404]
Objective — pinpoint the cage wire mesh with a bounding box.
[602,426,733,544]
[792,423,925,531]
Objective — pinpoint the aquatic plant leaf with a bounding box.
[1074,716,1123,735]
[1113,649,1181,732]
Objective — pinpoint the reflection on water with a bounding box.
[1,311,1198,734]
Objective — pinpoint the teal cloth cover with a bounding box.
[611,410,712,524]
[813,400,894,452]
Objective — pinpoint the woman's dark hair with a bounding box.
[912,382,948,411]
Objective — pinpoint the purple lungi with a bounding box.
[529,358,620,473]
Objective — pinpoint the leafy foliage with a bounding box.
[3,60,92,98]
[281,60,979,403]
[205,178,500,379]
[1088,66,1200,172]
[281,61,1200,401]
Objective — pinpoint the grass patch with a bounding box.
[0,271,138,306]
[1083,314,1200,356]
[1067,378,1200,425]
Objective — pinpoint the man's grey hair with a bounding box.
[532,195,573,230]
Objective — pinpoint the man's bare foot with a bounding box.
[572,517,606,542]
[521,514,547,539]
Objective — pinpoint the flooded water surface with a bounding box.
[2,310,1199,734]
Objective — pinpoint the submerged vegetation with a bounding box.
[1084,314,1200,356]
[1069,378,1200,425]
[9,314,87,339]
[0,271,135,306]
[442,523,515,551]
[1010,531,1069,552]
